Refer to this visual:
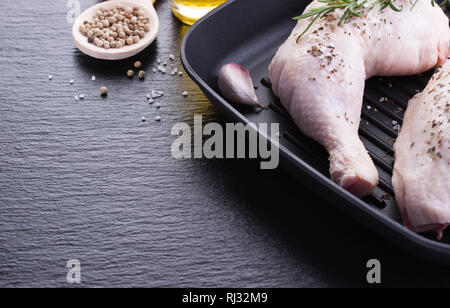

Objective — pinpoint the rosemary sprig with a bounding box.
[294,0,449,43]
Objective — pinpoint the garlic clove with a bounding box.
[218,63,267,109]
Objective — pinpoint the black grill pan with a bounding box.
[181,0,450,265]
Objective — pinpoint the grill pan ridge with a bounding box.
[181,0,450,264]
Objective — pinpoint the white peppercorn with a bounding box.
[94,38,103,47]
[100,86,108,96]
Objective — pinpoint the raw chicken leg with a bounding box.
[392,61,450,239]
[269,0,450,197]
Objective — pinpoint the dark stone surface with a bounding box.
[0,0,449,287]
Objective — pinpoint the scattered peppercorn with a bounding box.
[100,86,108,96]
[138,70,146,79]
[127,70,135,78]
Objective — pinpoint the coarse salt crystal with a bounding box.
[151,90,163,99]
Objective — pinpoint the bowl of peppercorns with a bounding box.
[72,0,159,60]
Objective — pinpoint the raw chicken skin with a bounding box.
[393,61,450,239]
[269,0,450,197]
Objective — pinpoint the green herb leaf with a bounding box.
[294,0,448,42]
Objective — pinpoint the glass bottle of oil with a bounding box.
[171,0,227,25]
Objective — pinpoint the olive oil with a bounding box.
[171,0,227,25]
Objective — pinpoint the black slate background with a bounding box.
[0,0,449,288]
